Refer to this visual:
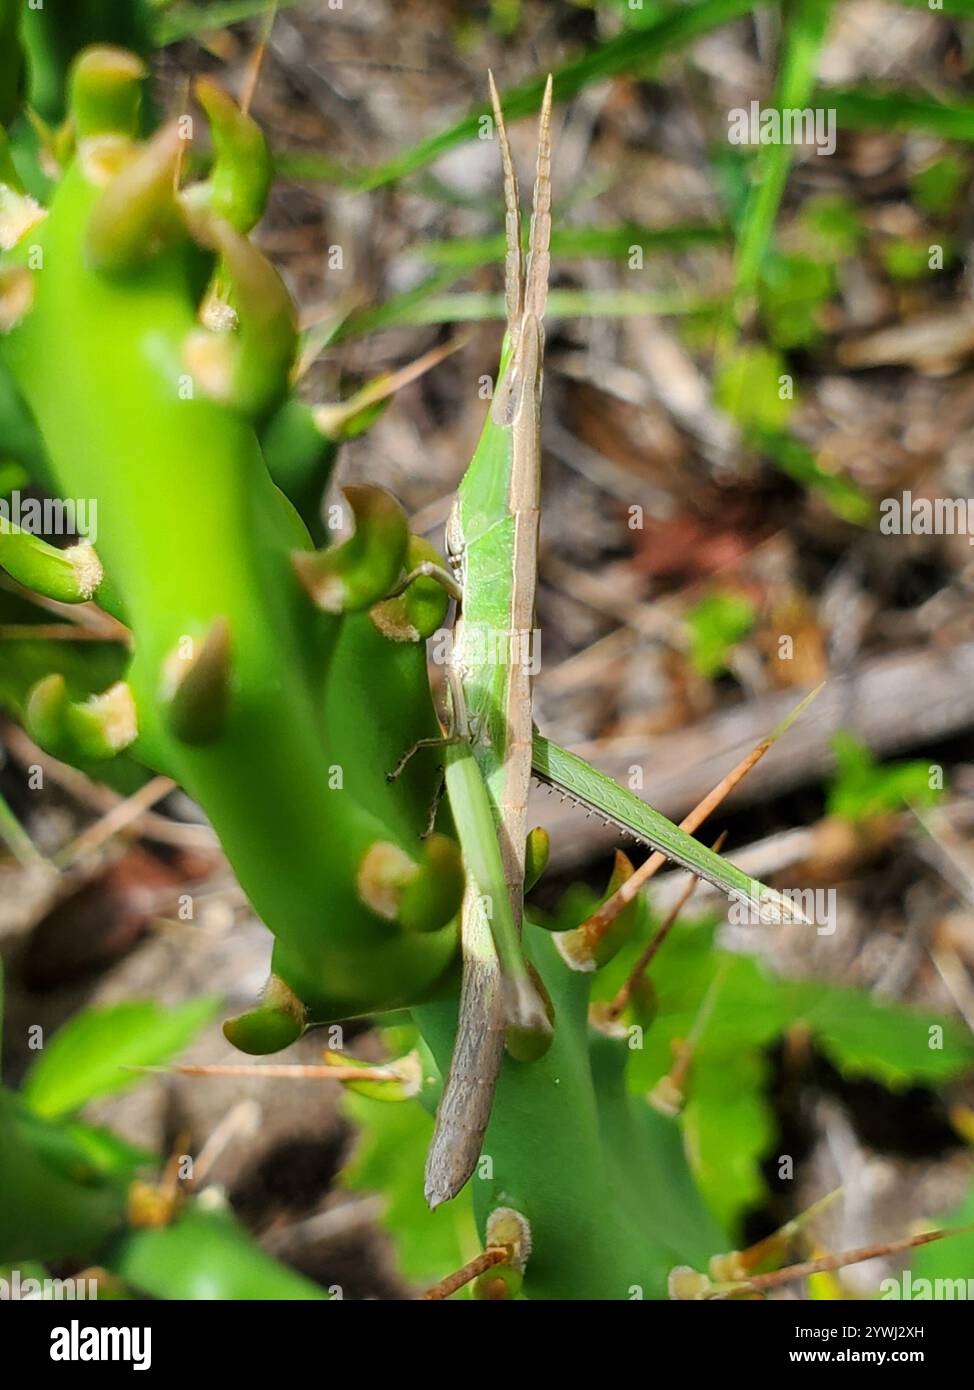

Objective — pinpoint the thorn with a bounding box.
[673,1222,974,1299]
[310,335,468,430]
[129,1062,403,1083]
[709,1187,844,1282]
[421,1247,508,1301]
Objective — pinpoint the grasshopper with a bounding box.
[399,74,795,1208]
[412,72,555,1209]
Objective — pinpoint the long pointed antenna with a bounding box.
[487,70,523,336]
[524,74,553,323]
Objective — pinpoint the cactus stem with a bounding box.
[676,1222,974,1300]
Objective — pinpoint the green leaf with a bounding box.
[22,997,220,1119]
[882,236,948,283]
[824,86,974,144]
[155,0,306,45]
[785,980,974,1089]
[759,251,835,349]
[714,345,795,432]
[911,1180,974,1289]
[61,1121,156,1179]
[414,222,726,273]
[686,589,757,678]
[794,194,863,263]
[108,1201,326,1300]
[724,0,835,337]
[827,731,943,821]
[683,1051,777,1231]
[911,154,968,218]
[341,1090,478,1290]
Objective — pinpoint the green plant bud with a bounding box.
[504,965,554,1061]
[370,536,452,642]
[397,832,465,933]
[183,78,271,233]
[26,673,137,760]
[69,45,145,141]
[85,122,184,270]
[293,485,409,614]
[183,211,297,420]
[163,616,232,746]
[0,522,103,603]
[223,973,306,1055]
[357,832,463,935]
[523,825,550,891]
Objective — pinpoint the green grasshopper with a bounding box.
[397,73,556,1209]
[398,75,792,1208]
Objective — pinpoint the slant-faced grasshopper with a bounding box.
[409,72,556,1209]
[396,75,795,1208]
